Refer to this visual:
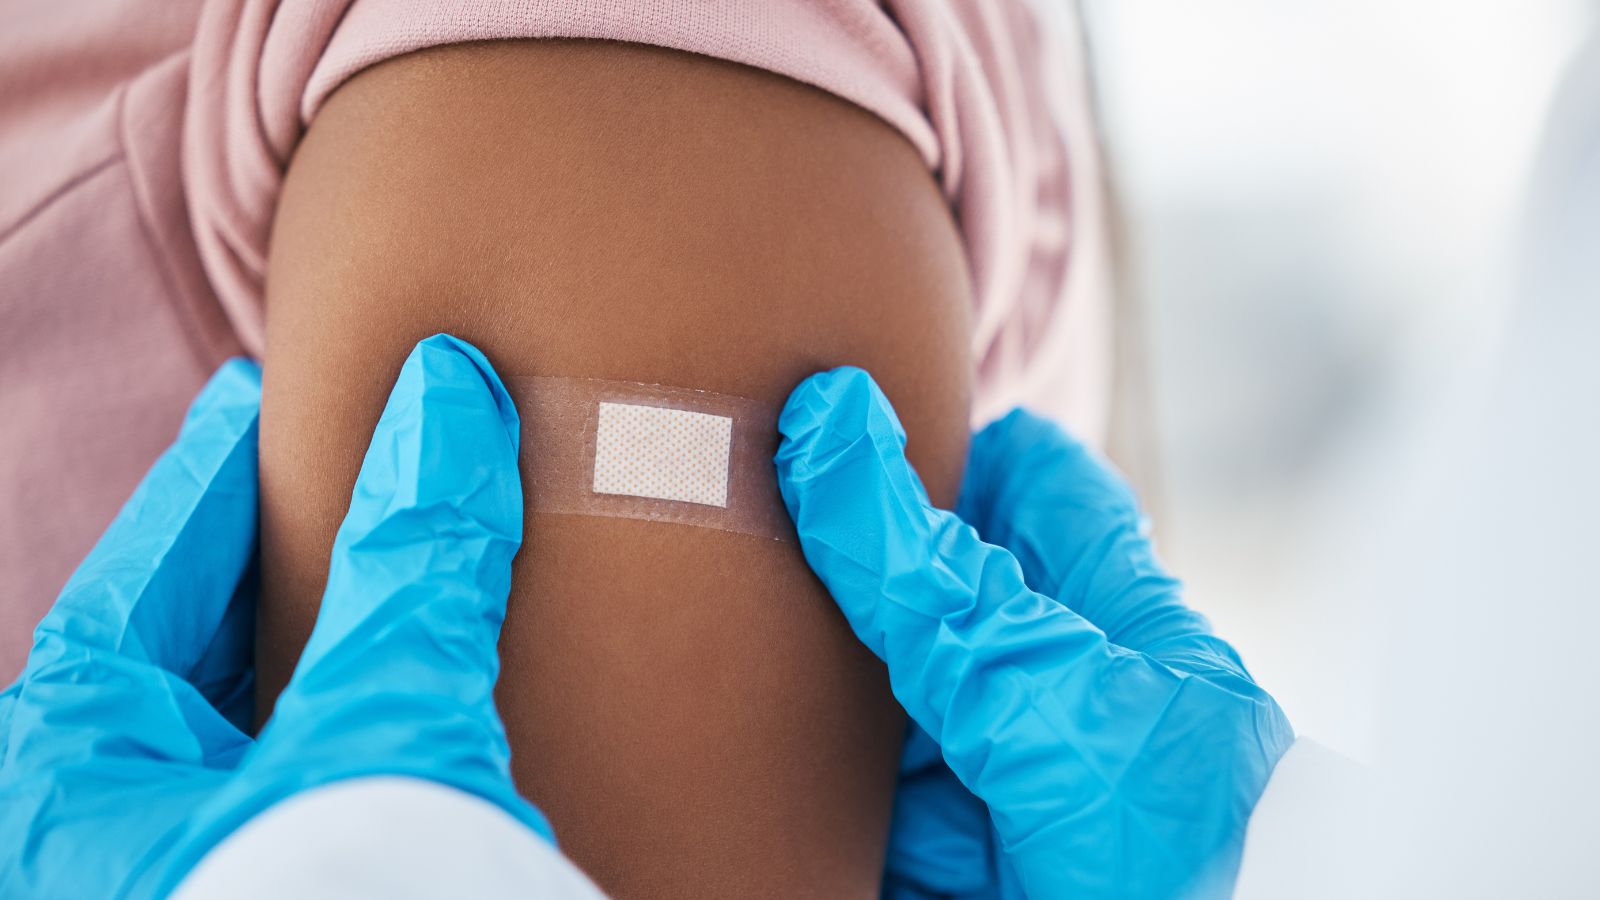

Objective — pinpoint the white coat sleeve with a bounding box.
[1232,738,1378,900]
[172,777,608,899]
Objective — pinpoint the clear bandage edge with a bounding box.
[506,376,793,542]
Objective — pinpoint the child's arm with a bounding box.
[255,39,973,898]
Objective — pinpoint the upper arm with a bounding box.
[257,39,972,897]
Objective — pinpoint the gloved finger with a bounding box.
[959,409,1246,669]
[776,366,1116,737]
[4,359,261,767]
[777,369,1289,899]
[957,407,1139,544]
[257,334,546,836]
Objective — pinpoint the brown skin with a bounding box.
[258,40,973,899]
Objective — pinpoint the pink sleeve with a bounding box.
[183,0,1112,440]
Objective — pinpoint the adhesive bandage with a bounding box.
[507,376,793,541]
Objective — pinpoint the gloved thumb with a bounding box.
[247,334,547,837]
[146,336,546,896]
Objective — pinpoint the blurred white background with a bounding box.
[1079,0,1595,760]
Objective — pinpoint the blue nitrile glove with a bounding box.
[0,334,550,899]
[775,368,1295,900]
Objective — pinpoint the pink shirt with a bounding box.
[0,0,1112,680]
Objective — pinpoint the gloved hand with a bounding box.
[0,335,549,899]
[776,368,1295,900]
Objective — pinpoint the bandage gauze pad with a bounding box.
[593,403,731,506]
[508,376,792,540]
